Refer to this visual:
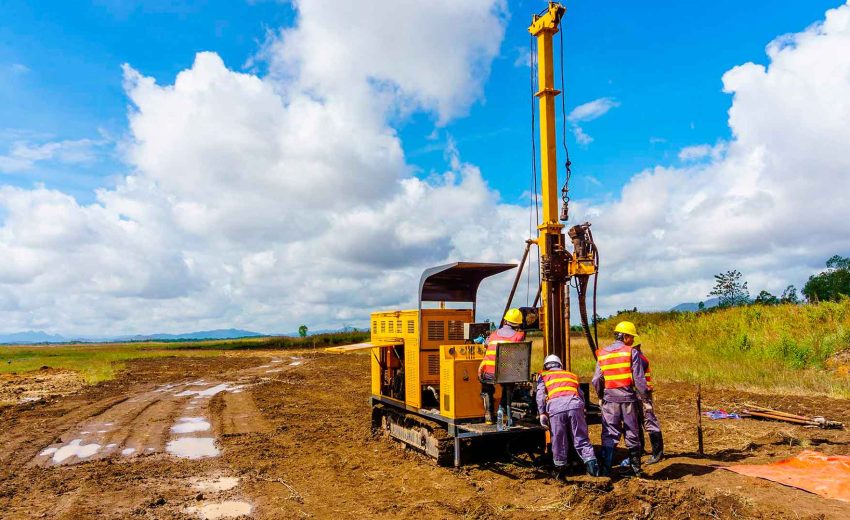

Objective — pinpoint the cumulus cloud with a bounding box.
[0,0,516,335]
[579,0,850,310]
[1,0,849,335]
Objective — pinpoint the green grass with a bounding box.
[578,300,850,397]
[0,331,369,384]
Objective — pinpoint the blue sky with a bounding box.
[0,0,849,334]
[1,0,841,204]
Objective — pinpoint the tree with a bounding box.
[780,285,800,304]
[754,290,780,305]
[298,325,308,338]
[709,270,750,308]
[803,255,850,302]
[697,301,705,311]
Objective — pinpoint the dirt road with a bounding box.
[1,350,849,519]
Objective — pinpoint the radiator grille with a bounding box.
[407,320,415,334]
[397,320,402,334]
[447,320,464,341]
[372,320,377,333]
[426,353,440,376]
[388,321,394,333]
[427,321,445,341]
[380,321,386,333]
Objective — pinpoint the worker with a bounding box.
[536,354,599,478]
[634,336,664,464]
[478,308,526,427]
[591,320,649,477]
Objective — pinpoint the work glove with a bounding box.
[539,414,550,430]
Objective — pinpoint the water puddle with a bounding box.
[187,501,252,519]
[289,361,303,366]
[172,417,211,433]
[121,448,136,456]
[176,383,237,398]
[51,439,101,463]
[106,443,117,449]
[166,437,219,459]
[194,476,239,492]
[265,369,282,374]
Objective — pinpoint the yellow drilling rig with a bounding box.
[332,3,600,467]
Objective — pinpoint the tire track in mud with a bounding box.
[0,354,310,519]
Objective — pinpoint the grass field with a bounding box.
[572,300,850,397]
[0,331,369,383]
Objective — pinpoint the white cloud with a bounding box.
[677,142,726,162]
[0,139,102,173]
[567,97,619,146]
[577,0,850,308]
[0,0,516,335]
[1,0,849,336]
[567,97,620,123]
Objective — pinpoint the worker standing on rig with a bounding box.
[592,320,649,477]
[478,308,526,428]
[537,354,599,478]
[634,336,664,464]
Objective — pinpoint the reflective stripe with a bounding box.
[596,344,634,389]
[598,351,631,361]
[540,369,579,402]
[639,350,654,390]
[547,377,578,385]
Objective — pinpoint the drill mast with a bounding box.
[529,3,597,369]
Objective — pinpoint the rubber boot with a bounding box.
[647,431,664,465]
[628,447,643,477]
[585,458,600,477]
[554,464,568,481]
[482,393,494,424]
[503,384,515,428]
[599,446,614,477]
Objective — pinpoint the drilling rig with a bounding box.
[332,2,600,467]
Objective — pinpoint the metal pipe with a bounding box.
[502,240,534,324]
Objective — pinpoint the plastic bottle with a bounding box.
[496,407,505,431]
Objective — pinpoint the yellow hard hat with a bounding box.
[504,308,523,325]
[614,320,637,337]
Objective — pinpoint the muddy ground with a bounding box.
[1,350,849,519]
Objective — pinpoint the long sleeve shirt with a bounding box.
[536,374,585,416]
[591,340,649,403]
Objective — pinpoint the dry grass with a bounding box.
[0,331,369,384]
[551,301,850,398]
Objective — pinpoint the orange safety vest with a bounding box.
[638,350,653,390]
[480,329,526,378]
[540,369,580,401]
[596,344,634,389]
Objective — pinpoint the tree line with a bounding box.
[707,255,850,308]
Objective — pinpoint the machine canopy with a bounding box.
[418,262,516,304]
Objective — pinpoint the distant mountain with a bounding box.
[0,330,67,344]
[671,298,720,312]
[0,328,265,345]
[112,329,265,342]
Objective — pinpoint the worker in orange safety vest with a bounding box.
[478,308,526,427]
[536,354,599,478]
[591,320,650,477]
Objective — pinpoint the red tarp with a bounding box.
[723,450,850,503]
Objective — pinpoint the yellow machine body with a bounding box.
[370,308,486,415]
